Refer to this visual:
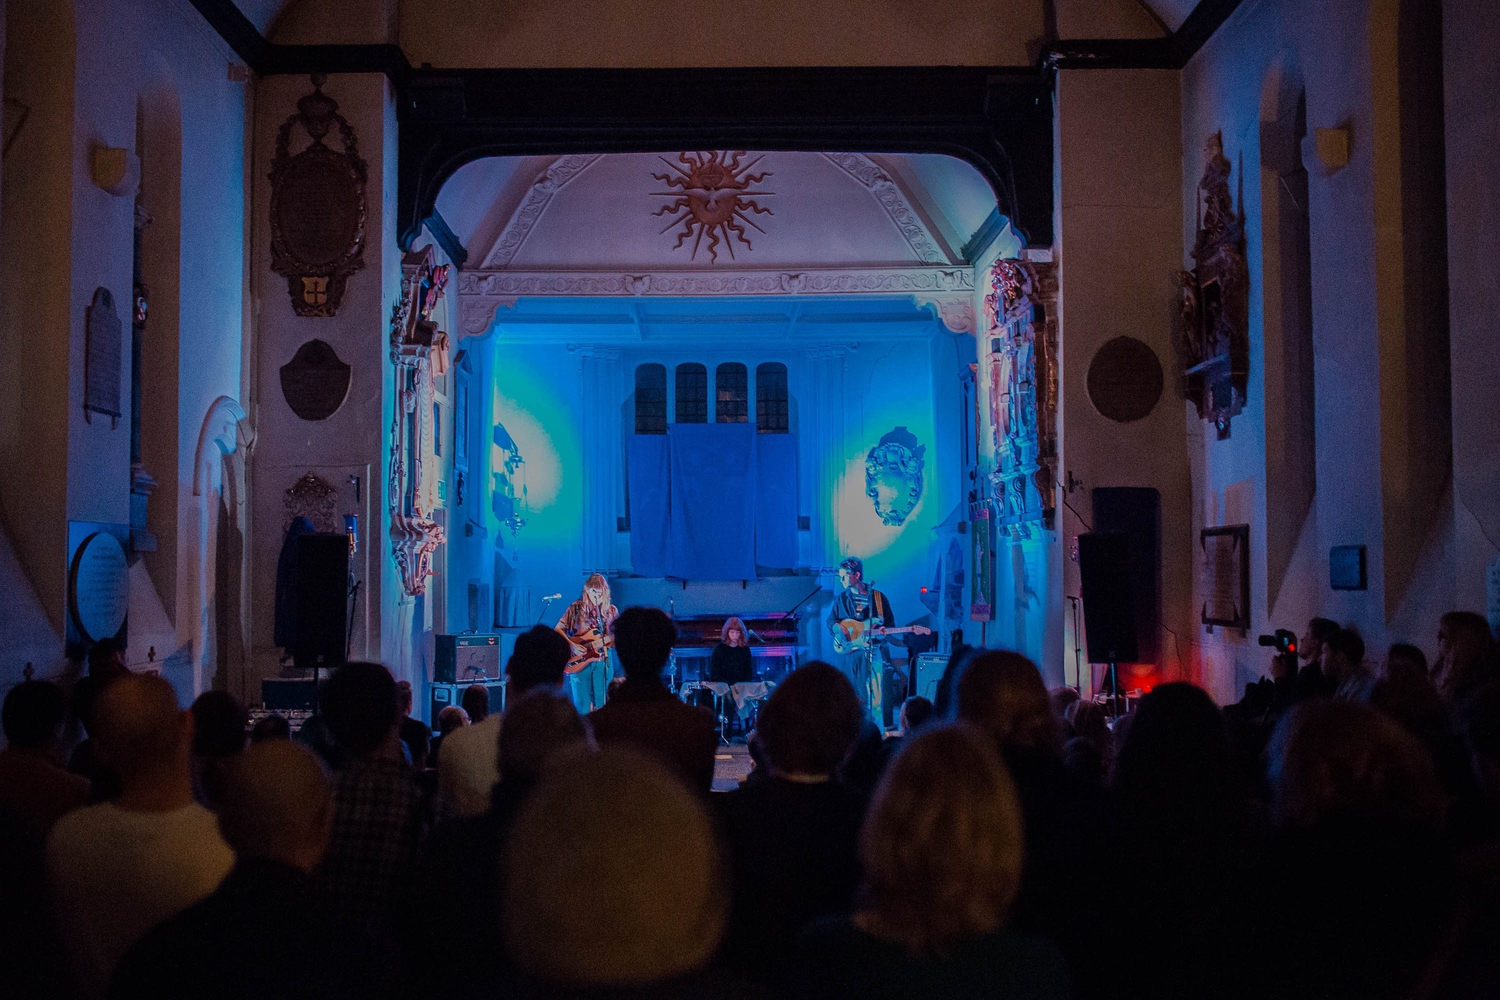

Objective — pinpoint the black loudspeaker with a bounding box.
[1079,532,1138,663]
[1092,487,1161,665]
[293,533,349,671]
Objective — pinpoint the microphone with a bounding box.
[541,593,563,602]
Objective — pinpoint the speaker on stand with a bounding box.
[1078,531,1138,719]
[293,533,350,712]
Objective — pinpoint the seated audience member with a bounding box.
[932,643,977,718]
[46,674,235,999]
[68,671,125,802]
[249,714,291,743]
[0,680,90,1000]
[316,662,432,944]
[1049,686,1081,731]
[439,625,571,816]
[87,638,132,679]
[502,750,736,997]
[718,662,865,981]
[795,724,1072,1000]
[427,704,468,770]
[1292,616,1341,701]
[881,694,936,767]
[587,607,717,792]
[394,681,430,771]
[1458,682,1500,882]
[110,741,394,1000]
[0,679,89,836]
[1262,701,1462,1000]
[1110,684,1262,1000]
[1322,629,1371,701]
[189,691,248,811]
[412,689,590,997]
[1433,611,1499,705]
[463,683,491,725]
[956,651,1114,997]
[1362,646,1474,819]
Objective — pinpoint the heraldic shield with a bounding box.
[865,426,925,526]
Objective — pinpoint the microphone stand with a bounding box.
[535,593,561,626]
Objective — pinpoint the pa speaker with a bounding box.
[293,533,348,671]
[1092,487,1161,664]
[1078,532,1138,663]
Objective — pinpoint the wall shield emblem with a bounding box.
[269,75,367,317]
[865,426,925,526]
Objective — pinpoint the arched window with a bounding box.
[675,363,707,423]
[756,362,789,433]
[716,362,748,423]
[634,363,666,433]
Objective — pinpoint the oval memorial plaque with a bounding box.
[68,531,129,644]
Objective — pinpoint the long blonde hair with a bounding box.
[720,617,748,646]
[856,723,1024,955]
[582,573,611,607]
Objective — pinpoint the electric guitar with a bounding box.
[564,627,613,673]
[833,619,933,655]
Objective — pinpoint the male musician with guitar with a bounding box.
[555,573,618,714]
[826,557,930,729]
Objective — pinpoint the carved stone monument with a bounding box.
[269,75,367,317]
[1179,133,1249,439]
[388,246,450,595]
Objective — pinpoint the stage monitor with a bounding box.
[435,634,503,683]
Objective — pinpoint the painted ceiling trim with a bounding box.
[480,155,604,269]
[818,153,949,264]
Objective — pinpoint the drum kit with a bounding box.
[674,658,776,744]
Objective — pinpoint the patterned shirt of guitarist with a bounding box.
[556,574,618,714]
[556,576,618,654]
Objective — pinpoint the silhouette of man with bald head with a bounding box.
[111,741,394,1000]
[46,674,234,999]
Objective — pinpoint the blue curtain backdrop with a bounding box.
[668,422,757,580]
[755,433,798,569]
[627,434,671,577]
[628,425,797,578]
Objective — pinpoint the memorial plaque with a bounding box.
[280,339,351,420]
[68,530,128,643]
[269,75,367,317]
[84,288,122,428]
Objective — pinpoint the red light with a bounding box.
[920,587,928,593]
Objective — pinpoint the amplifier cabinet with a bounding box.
[434,633,504,683]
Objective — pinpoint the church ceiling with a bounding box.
[437,151,1004,273]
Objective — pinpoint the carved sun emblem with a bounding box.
[651,152,774,263]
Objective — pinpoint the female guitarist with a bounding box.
[555,573,618,714]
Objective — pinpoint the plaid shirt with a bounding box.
[317,758,433,937]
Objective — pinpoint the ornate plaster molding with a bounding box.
[458,266,971,298]
[819,152,948,265]
[912,294,977,334]
[480,154,603,269]
[457,266,977,337]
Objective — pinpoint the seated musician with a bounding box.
[826,557,896,728]
[709,618,754,685]
[555,574,617,715]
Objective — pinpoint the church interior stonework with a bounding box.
[3,1,1500,998]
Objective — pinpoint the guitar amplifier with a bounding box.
[435,633,504,683]
[913,653,948,702]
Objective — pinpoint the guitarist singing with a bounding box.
[556,573,618,714]
[826,557,897,729]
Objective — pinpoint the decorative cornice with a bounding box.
[481,154,603,268]
[457,266,975,336]
[913,294,977,334]
[457,266,972,298]
[818,153,949,264]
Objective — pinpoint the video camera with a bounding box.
[1257,629,1298,655]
